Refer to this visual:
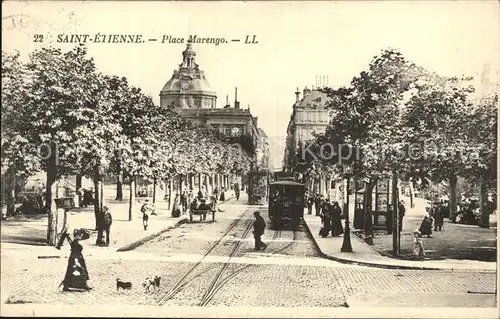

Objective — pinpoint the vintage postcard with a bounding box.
[1,1,499,318]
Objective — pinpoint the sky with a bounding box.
[2,1,499,170]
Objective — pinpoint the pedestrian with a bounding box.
[398,200,405,232]
[252,211,267,250]
[180,191,188,214]
[413,230,425,260]
[314,194,322,216]
[330,201,344,236]
[219,187,226,202]
[102,206,112,247]
[418,213,433,238]
[319,204,331,238]
[234,183,240,200]
[306,194,314,215]
[60,232,91,291]
[433,206,444,231]
[141,200,154,231]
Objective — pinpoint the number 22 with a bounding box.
[33,34,44,42]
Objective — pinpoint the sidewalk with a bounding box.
[1,200,187,258]
[1,189,237,257]
[302,213,497,271]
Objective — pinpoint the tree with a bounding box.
[1,51,36,215]
[466,93,497,227]
[404,75,476,220]
[319,49,424,238]
[20,45,120,245]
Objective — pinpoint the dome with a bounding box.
[159,42,217,109]
[160,73,216,96]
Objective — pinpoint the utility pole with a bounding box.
[392,167,400,256]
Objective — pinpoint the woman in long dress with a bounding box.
[319,201,331,238]
[330,201,344,236]
[61,234,91,291]
[219,187,226,201]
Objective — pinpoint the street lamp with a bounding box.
[341,164,354,253]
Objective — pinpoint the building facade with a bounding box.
[281,86,345,199]
[283,87,330,171]
[256,128,271,171]
[159,42,267,193]
[159,42,262,151]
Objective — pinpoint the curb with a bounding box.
[301,217,495,272]
[116,216,188,252]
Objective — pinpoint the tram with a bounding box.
[268,180,305,230]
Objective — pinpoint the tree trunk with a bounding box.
[45,153,58,246]
[409,178,415,208]
[153,178,157,204]
[363,181,375,239]
[100,175,104,212]
[168,178,172,209]
[93,165,102,231]
[74,174,82,207]
[76,174,82,190]
[128,177,135,221]
[6,165,16,216]
[116,163,123,201]
[449,174,458,220]
[179,175,183,194]
[392,168,400,256]
[479,173,489,228]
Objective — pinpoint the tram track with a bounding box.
[198,224,299,306]
[156,207,301,307]
[156,208,252,306]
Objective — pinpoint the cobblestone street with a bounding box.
[2,202,496,308]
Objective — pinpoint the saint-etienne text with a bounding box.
[49,34,259,45]
[57,34,145,43]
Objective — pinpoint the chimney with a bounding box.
[234,87,240,109]
[295,87,300,102]
[224,94,230,108]
[303,86,311,97]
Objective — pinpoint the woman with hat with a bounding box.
[60,231,91,291]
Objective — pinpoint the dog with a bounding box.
[116,278,132,291]
[142,275,161,292]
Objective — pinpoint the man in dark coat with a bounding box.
[398,200,406,232]
[102,206,112,247]
[314,194,322,216]
[433,206,444,231]
[253,211,267,250]
[306,194,314,215]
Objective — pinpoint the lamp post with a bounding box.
[341,164,354,253]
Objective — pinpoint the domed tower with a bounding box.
[160,41,217,109]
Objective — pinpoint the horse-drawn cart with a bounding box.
[189,197,216,222]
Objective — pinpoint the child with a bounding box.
[413,230,425,260]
